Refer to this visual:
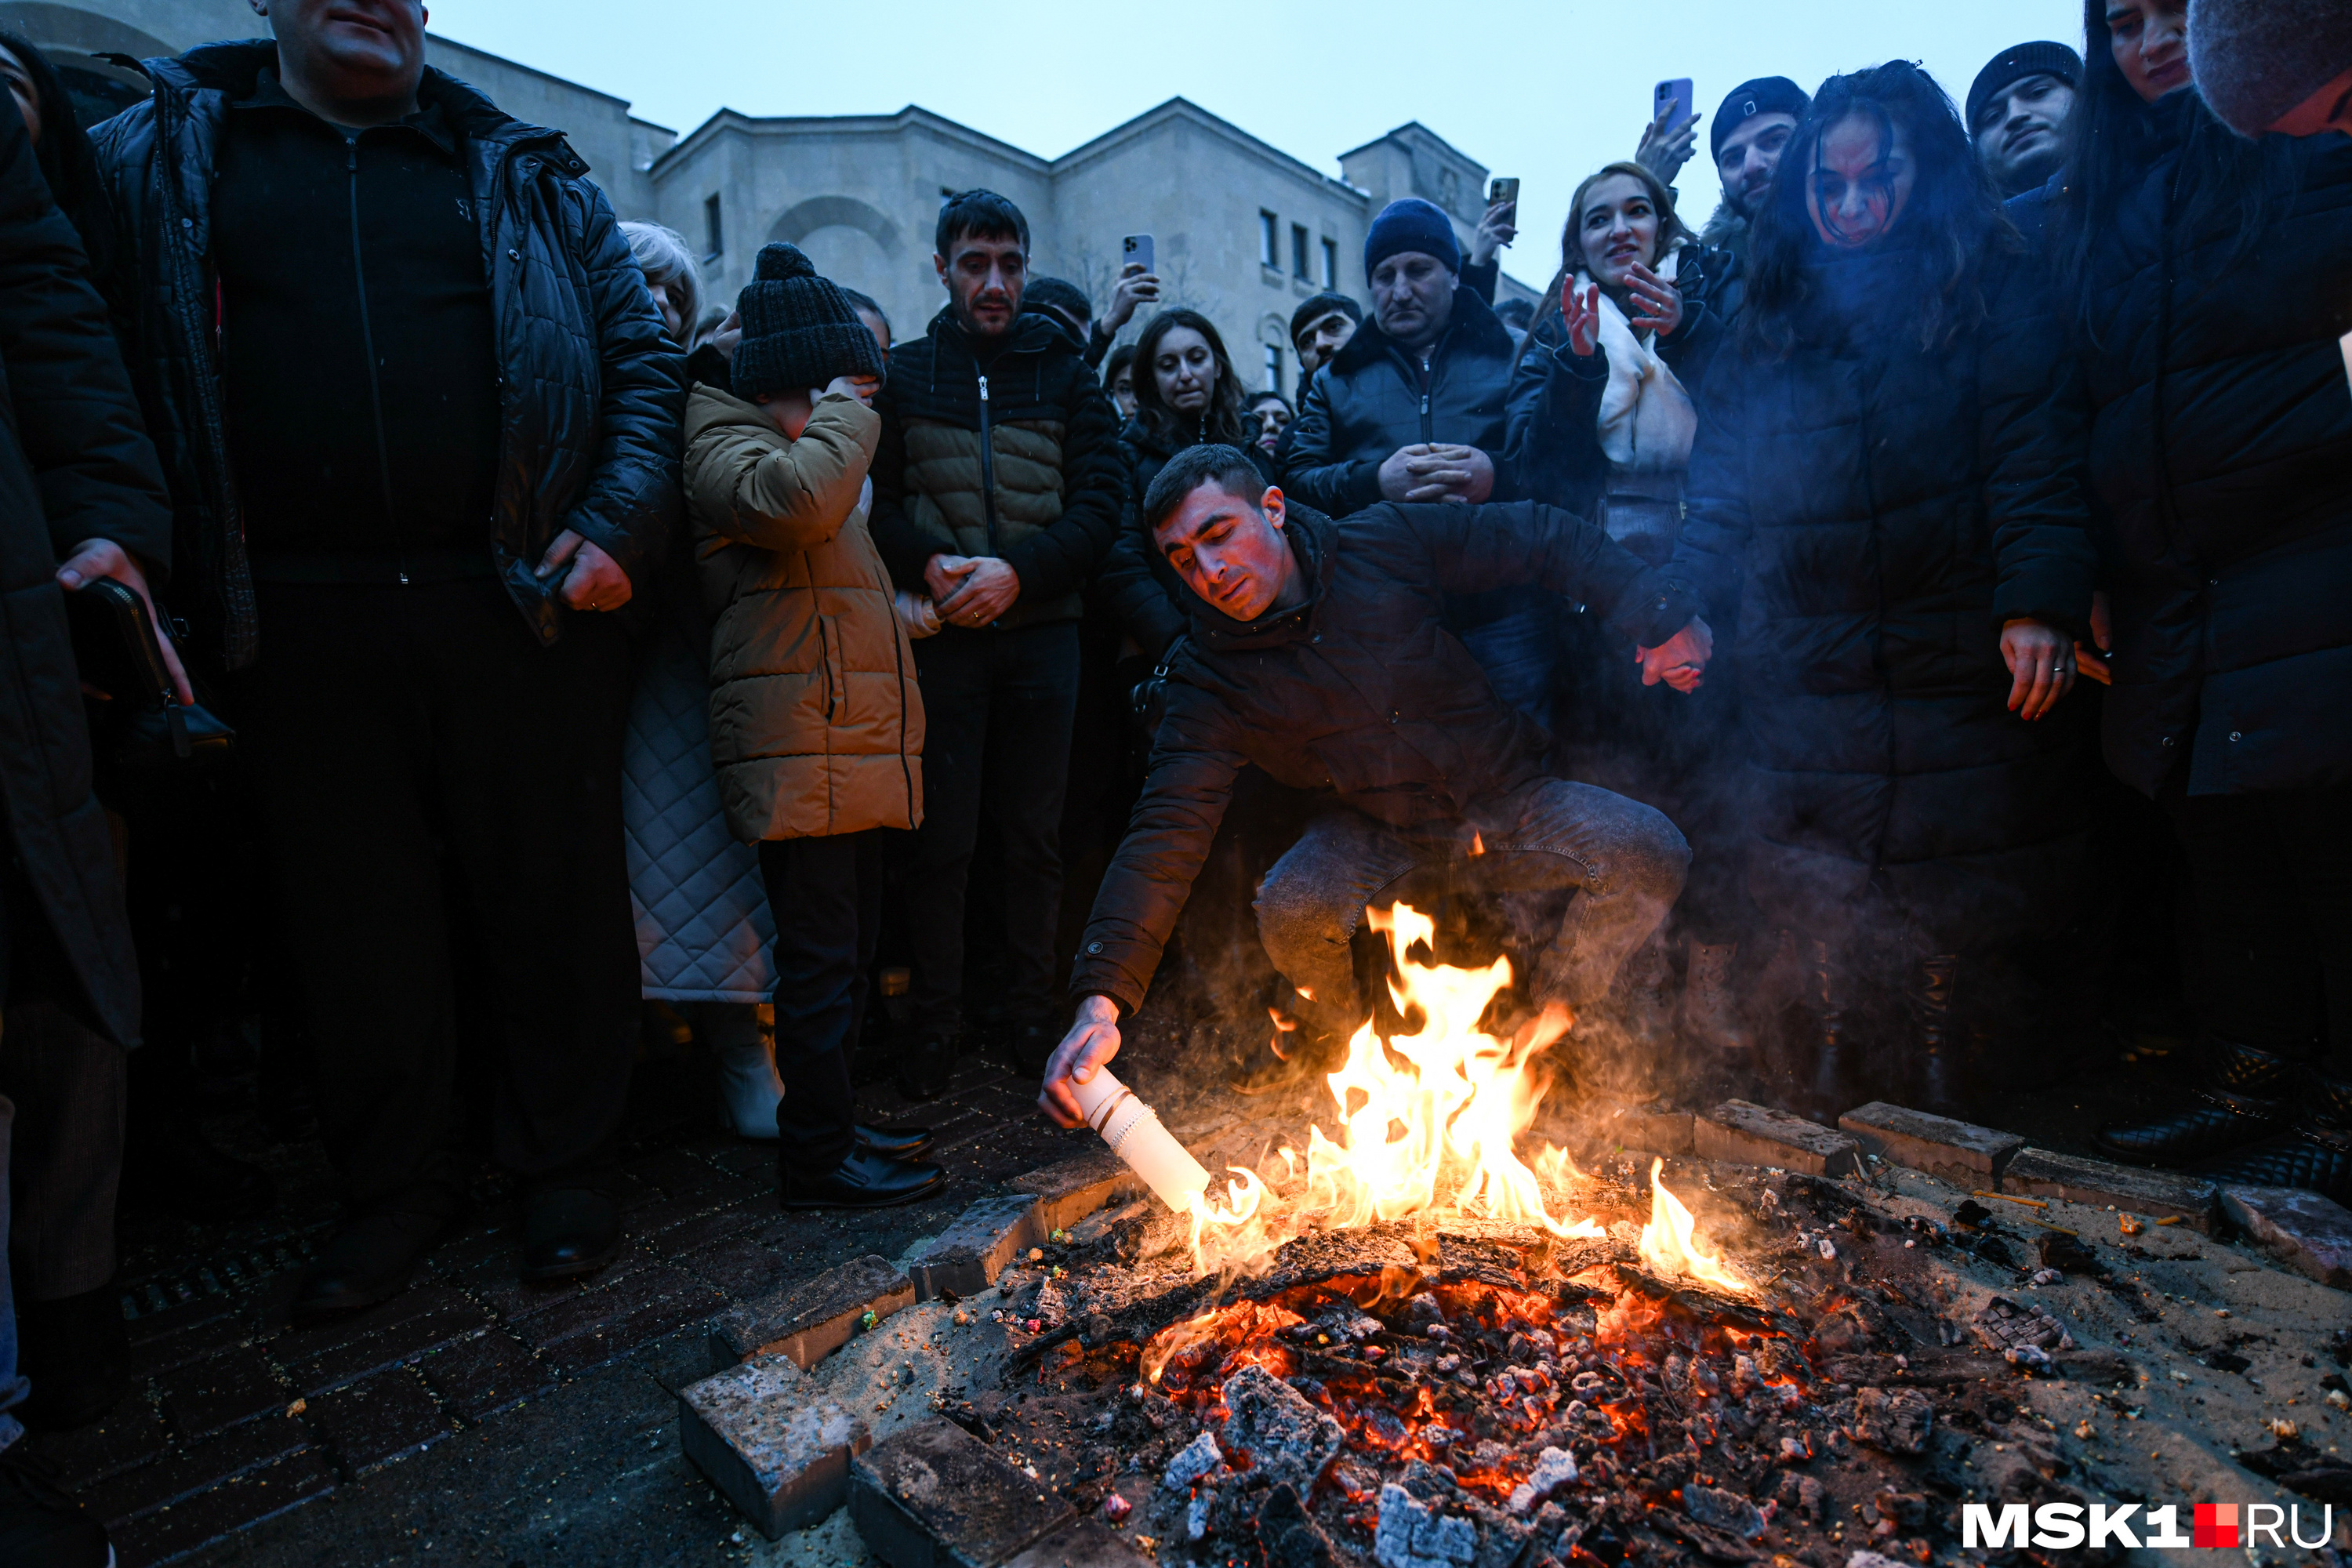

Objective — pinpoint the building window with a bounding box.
[1320,238,1338,289]
[1259,210,1278,268]
[703,193,723,261]
[1263,343,1283,394]
[1291,223,1310,279]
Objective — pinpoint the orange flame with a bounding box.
[1190,902,1602,1274]
[1635,1157,1752,1294]
[1470,833,1486,857]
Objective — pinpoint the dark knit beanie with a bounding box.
[2191,0,2352,136]
[1363,198,1461,283]
[1711,77,1811,160]
[1966,42,2083,133]
[730,242,885,403]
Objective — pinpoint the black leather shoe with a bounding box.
[16,1286,129,1432]
[521,1188,622,1282]
[2195,1122,2352,1203]
[895,1035,959,1102]
[2095,1038,2298,1167]
[855,1123,935,1162]
[781,1148,947,1210]
[292,1206,448,1322]
[0,1446,111,1568]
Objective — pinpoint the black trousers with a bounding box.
[249,579,637,1212]
[758,831,884,1180]
[2165,776,2352,1062]
[902,623,1080,1035]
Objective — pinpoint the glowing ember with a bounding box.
[1635,1156,1753,1294]
[1190,902,1601,1273]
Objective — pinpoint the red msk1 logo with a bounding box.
[2194,1504,2240,1548]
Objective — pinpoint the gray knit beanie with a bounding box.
[2190,0,2352,136]
[730,243,884,403]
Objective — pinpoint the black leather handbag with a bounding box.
[64,577,234,771]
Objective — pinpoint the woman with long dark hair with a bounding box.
[1503,160,1746,1071]
[1660,61,2098,1120]
[2055,0,2352,1197]
[1096,309,1272,658]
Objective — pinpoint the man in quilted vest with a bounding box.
[867,191,1125,1098]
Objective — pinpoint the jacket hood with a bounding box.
[1330,283,1516,376]
[1189,504,1336,648]
[924,303,1069,360]
[684,379,775,445]
[146,39,584,170]
[1698,202,1750,254]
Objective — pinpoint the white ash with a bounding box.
[1374,1483,1479,1568]
[1160,1430,1225,1493]
[1504,1446,1577,1514]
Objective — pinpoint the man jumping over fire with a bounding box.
[1039,443,1715,1127]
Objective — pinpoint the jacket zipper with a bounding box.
[976,370,1000,558]
[344,136,409,584]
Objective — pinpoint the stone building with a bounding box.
[9,0,1536,395]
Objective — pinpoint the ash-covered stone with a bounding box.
[1504,1446,1577,1514]
[1679,1484,1766,1538]
[1221,1364,1344,1495]
[1972,1296,2074,1355]
[1851,1387,1934,1455]
[1375,1483,1478,1568]
[1161,1429,1225,1492]
[1185,1490,1214,1541]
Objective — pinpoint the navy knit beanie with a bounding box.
[730,242,885,403]
[1711,77,1811,161]
[2191,0,2352,136]
[1363,198,1461,283]
[1966,42,2082,132]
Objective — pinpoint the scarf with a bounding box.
[1573,246,1697,475]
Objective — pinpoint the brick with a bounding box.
[1010,1152,1146,1236]
[122,1293,238,1348]
[125,1310,251,1381]
[521,1261,701,1348]
[647,1199,766,1254]
[280,1297,489,1396]
[677,1236,791,1299]
[1693,1101,1860,1178]
[2000,1146,2217,1231]
[625,1149,729,1201]
[419,1329,554,1420]
[2220,1185,2352,1288]
[82,1415,308,1525]
[1602,1105,1694,1157]
[106,1448,335,1567]
[25,1399,169,1487]
[909,1196,1044,1301]
[710,1254,916,1371]
[157,1346,287,1438]
[1002,1520,1156,1568]
[849,1417,1075,1568]
[305,1367,452,1472]
[265,1283,474,1367]
[543,1287,722,1376]
[680,1352,871,1539]
[1837,1102,2024,1185]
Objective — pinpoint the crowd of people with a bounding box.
[1,0,2349,1556]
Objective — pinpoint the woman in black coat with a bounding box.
[1662,62,2098,1119]
[2053,0,2352,1194]
[1504,159,1746,1069]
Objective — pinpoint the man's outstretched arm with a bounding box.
[1404,499,1700,650]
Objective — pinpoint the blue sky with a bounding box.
[432,0,2091,292]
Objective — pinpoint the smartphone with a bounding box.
[1654,78,1696,133]
[1122,233,1154,275]
[1488,177,1519,207]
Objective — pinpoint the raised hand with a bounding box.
[1623,261,1684,338]
[1562,283,1602,358]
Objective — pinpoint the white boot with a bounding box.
[692,1002,782,1140]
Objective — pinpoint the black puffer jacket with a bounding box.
[1094,416,1274,659]
[1280,286,1519,517]
[0,100,172,1048]
[1669,242,2097,936]
[866,307,1124,629]
[90,41,683,669]
[1067,502,1697,1013]
[2071,96,2352,798]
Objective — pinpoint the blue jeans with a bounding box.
[1458,606,1559,735]
[0,1091,24,1454]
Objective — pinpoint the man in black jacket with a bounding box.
[867,191,1123,1094]
[0,82,172,1559]
[92,1,684,1316]
[1040,447,1709,1124]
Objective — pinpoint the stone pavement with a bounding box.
[23,1040,1111,1567]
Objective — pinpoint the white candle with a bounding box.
[1069,1068,1211,1214]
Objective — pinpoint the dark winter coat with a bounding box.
[89,41,684,669]
[1067,503,1697,1013]
[0,100,172,1048]
[1668,242,2098,937]
[1094,416,1276,658]
[2067,96,2352,797]
[866,307,1124,629]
